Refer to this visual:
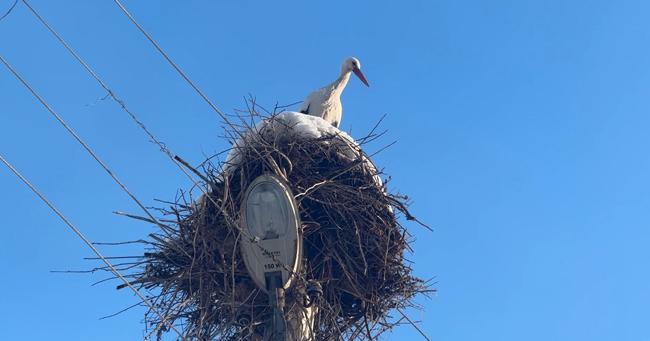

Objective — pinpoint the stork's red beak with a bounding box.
[353,68,370,87]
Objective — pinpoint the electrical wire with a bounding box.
[111,0,236,132]
[0,0,17,22]
[21,0,206,199]
[0,153,185,339]
[0,53,174,236]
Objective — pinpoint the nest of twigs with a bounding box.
[115,111,430,340]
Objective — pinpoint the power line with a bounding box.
[110,0,239,133]
[0,0,17,22]
[0,154,185,339]
[21,0,172,158]
[0,53,174,236]
[21,0,204,194]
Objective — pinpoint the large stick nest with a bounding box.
[116,111,430,340]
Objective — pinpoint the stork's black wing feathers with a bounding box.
[300,104,310,115]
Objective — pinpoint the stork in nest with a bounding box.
[299,57,369,128]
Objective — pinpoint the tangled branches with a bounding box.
[112,111,430,340]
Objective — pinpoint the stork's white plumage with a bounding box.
[299,57,369,128]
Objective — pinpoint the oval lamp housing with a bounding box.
[240,174,301,292]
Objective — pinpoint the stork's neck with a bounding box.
[328,70,351,95]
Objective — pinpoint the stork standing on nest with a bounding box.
[299,57,370,128]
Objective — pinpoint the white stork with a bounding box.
[299,57,369,128]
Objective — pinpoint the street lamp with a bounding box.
[240,174,301,340]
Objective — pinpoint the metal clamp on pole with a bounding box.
[266,271,287,341]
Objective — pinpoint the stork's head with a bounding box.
[342,57,369,87]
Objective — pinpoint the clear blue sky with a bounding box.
[2,0,650,340]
